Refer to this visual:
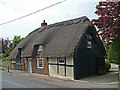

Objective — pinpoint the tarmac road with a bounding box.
[1,71,118,89]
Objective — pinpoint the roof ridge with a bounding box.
[45,16,90,29]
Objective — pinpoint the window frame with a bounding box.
[37,58,44,68]
[58,57,65,64]
[87,41,92,49]
[37,45,43,51]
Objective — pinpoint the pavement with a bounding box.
[3,63,119,85]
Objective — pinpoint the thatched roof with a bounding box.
[9,16,91,59]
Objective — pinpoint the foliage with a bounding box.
[92,0,120,42]
[11,35,24,48]
[1,38,11,53]
[2,35,23,58]
[0,57,11,62]
[108,34,120,64]
[0,67,5,71]
[102,41,109,53]
[105,60,111,72]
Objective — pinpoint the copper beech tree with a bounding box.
[92,0,120,43]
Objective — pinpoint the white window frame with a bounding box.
[37,45,43,51]
[87,41,92,49]
[37,58,44,68]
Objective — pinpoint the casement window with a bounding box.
[58,57,65,64]
[16,58,24,65]
[86,35,92,49]
[87,41,92,49]
[37,45,43,51]
[37,58,44,68]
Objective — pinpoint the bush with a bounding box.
[107,34,120,64]
[105,60,111,72]
[0,67,5,71]
[1,57,10,62]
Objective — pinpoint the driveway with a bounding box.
[80,63,119,84]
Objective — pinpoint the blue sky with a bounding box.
[0,0,100,40]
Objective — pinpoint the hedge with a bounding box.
[108,34,120,64]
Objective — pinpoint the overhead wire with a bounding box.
[0,0,66,25]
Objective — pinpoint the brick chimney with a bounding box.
[41,20,47,27]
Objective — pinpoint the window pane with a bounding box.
[58,57,65,64]
[38,45,43,51]
[37,58,43,68]
[87,41,92,48]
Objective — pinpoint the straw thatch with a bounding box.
[9,16,91,59]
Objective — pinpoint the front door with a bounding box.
[28,58,32,73]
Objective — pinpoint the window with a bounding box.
[58,57,65,64]
[86,35,92,40]
[16,58,24,65]
[87,41,92,49]
[38,45,43,51]
[37,58,43,68]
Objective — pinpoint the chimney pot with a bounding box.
[41,20,47,27]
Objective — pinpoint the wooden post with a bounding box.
[8,65,9,72]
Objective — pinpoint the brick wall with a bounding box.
[32,57,49,75]
[32,51,49,75]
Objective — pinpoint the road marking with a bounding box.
[2,80,26,88]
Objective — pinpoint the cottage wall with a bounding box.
[24,57,28,71]
[49,56,74,80]
[32,51,49,75]
[74,26,106,79]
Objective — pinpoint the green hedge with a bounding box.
[105,60,111,72]
[0,57,10,62]
[108,34,120,64]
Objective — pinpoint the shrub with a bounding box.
[107,34,120,64]
[1,57,10,62]
[105,60,111,72]
[0,67,5,71]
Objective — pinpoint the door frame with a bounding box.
[28,58,32,73]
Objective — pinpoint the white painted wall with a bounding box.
[49,56,74,80]
[66,56,74,80]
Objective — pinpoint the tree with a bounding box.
[92,0,120,43]
[2,36,24,58]
[11,35,24,49]
[92,0,120,65]
[107,34,120,64]
[1,38,11,53]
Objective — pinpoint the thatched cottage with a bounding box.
[9,16,106,80]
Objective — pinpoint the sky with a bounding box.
[0,0,101,40]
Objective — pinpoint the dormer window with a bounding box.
[38,45,43,51]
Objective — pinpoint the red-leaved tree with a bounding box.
[92,0,120,43]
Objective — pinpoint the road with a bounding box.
[1,71,119,89]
